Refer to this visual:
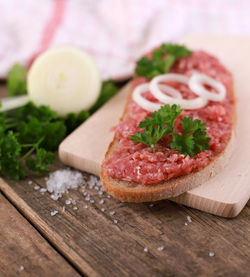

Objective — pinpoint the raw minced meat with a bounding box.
[104,51,234,185]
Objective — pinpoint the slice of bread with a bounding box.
[100,82,235,202]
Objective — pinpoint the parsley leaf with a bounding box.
[162,43,192,59]
[14,102,58,122]
[0,131,26,180]
[26,148,54,174]
[7,64,27,96]
[130,104,182,152]
[170,117,211,156]
[130,105,211,156]
[64,110,90,135]
[18,117,66,151]
[135,43,192,79]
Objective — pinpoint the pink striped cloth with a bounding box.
[0,0,250,80]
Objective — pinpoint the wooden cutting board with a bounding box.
[59,35,250,217]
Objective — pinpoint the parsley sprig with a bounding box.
[130,104,211,156]
[135,43,192,79]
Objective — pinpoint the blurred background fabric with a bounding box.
[0,0,249,80]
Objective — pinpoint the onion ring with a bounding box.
[150,74,208,109]
[132,83,162,112]
[189,73,226,101]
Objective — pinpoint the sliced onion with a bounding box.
[157,84,182,99]
[132,83,162,112]
[189,73,226,101]
[150,73,208,110]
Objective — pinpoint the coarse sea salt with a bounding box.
[187,216,192,223]
[209,252,215,257]
[157,246,164,251]
[144,247,148,252]
[65,199,71,205]
[50,210,58,216]
[34,185,40,190]
[46,169,85,200]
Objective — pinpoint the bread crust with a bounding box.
[100,82,236,203]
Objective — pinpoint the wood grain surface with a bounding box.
[59,35,250,217]
[0,162,249,277]
[0,193,80,277]
[1,37,250,277]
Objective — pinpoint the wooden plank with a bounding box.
[0,170,249,277]
[0,192,80,277]
[59,35,250,217]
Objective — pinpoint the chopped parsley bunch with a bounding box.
[130,104,211,156]
[135,43,192,79]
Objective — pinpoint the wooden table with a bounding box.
[0,84,249,277]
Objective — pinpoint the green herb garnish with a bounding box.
[130,104,210,156]
[135,43,192,79]
[7,63,27,96]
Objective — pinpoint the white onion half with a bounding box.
[132,83,162,112]
[189,73,226,101]
[150,73,208,110]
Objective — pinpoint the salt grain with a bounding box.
[187,216,192,223]
[28,180,33,185]
[101,208,105,212]
[90,199,95,204]
[85,196,90,201]
[73,206,78,210]
[40,188,47,193]
[209,252,215,257]
[71,199,76,205]
[98,191,103,196]
[34,185,40,190]
[20,265,24,271]
[109,211,115,216]
[83,191,87,196]
[144,247,148,252]
[149,204,154,207]
[113,219,118,224]
[107,195,111,199]
[51,194,60,201]
[65,199,71,205]
[157,246,164,251]
[99,199,105,204]
[50,210,58,216]
[84,205,88,209]
[184,222,188,226]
